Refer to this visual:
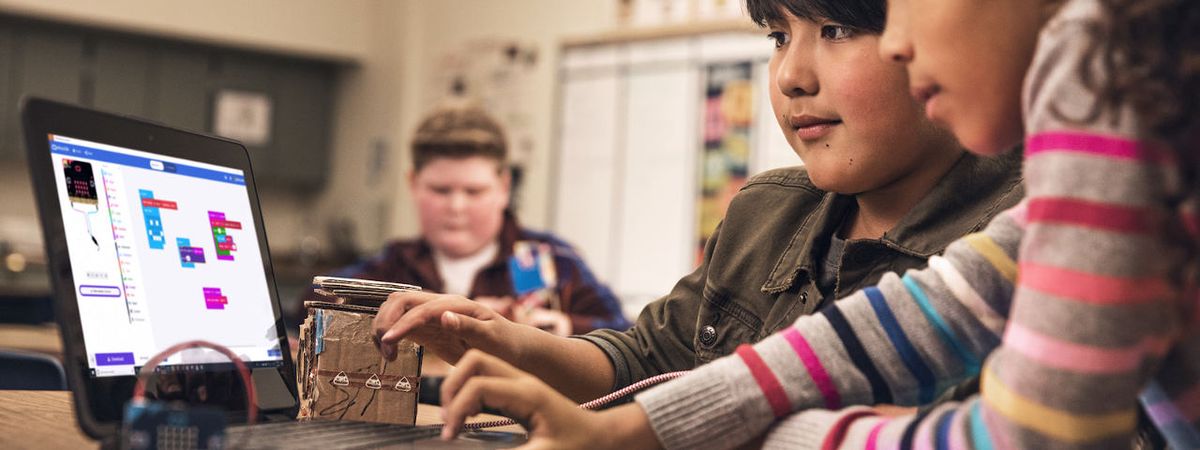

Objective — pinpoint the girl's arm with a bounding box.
[756,4,1196,448]
[633,208,1022,449]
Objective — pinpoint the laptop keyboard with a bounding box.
[224,420,442,449]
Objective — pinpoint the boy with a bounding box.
[373,0,1022,404]
[308,101,629,336]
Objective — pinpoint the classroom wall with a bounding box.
[0,0,369,259]
[0,0,371,62]
[0,0,618,259]
[387,0,618,239]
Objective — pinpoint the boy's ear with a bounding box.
[499,165,512,195]
[406,168,417,189]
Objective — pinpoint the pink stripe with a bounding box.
[913,414,936,450]
[1181,211,1200,239]
[1008,201,1029,227]
[782,327,841,409]
[820,411,877,450]
[1177,383,1200,421]
[735,345,791,418]
[1026,131,1173,164]
[980,399,1015,450]
[865,420,890,450]
[1026,197,1161,235]
[1193,295,1200,327]
[1019,261,1172,305]
[1005,322,1173,373]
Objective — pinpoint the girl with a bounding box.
[437,0,1200,448]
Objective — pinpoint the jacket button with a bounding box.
[699,325,717,346]
[800,291,809,303]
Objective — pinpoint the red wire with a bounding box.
[130,339,258,425]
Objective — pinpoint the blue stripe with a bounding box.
[969,402,995,450]
[864,286,936,404]
[902,274,981,377]
[1141,382,1200,449]
[823,304,893,404]
[935,408,956,450]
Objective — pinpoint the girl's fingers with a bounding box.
[440,350,522,405]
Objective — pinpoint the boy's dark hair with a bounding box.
[745,0,885,33]
[411,100,507,172]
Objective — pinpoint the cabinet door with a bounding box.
[270,62,333,191]
[7,24,83,161]
[152,44,210,132]
[213,53,277,177]
[92,36,150,117]
[0,20,15,161]
[14,25,83,102]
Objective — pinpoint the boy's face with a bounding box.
[767,11,959,195]
[409,156,510,259]
[879,0,1043,155]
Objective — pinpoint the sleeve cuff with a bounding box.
[571,333,631,390]
[635,357,773,449]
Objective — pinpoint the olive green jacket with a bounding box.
[578,150,1024,390]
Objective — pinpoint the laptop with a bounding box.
[21,97,524,448]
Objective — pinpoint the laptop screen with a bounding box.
[47,133,284,378]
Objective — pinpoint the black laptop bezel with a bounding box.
[21,97,300,439]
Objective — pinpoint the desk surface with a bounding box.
[0,390,523,449]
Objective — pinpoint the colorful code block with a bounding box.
[202,287,228,310]
[207,211,241,261]
[140,190,177,250]
[176,238,206,268]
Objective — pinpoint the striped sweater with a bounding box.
[633,0,1200,448]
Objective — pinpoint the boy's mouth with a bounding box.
[788,115,842,141]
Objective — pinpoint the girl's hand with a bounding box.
[440,350,661,450]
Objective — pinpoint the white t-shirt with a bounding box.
[433,241,500,297]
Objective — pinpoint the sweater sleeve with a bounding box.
[634,207,1022,449]
[753,1,1196,448]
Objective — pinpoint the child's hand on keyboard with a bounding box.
[439,350,660,450]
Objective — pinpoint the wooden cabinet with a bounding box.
[0,16,337,191]
[2,21,85,162]
[91,36,151,117]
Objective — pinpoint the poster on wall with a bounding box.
[696,62,754,263]
[427,39,539,210]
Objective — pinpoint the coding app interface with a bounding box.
[49,134,283,377]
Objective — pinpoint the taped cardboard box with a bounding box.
[297,301,423,425]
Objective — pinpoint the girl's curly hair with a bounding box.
[1067,0,1200,144]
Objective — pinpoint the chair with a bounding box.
[0,349,67,390]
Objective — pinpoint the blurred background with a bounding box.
[0,0,802,337]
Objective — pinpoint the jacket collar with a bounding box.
[762,149,1023,293]
[397,209,523,292]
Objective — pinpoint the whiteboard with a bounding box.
[553,72,621,282]
[552,34,776,316]
[614,65,698,300]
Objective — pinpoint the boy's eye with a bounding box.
[820,25,854,41]
[766,31,789,49]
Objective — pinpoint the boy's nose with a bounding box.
[775,51,817,97]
